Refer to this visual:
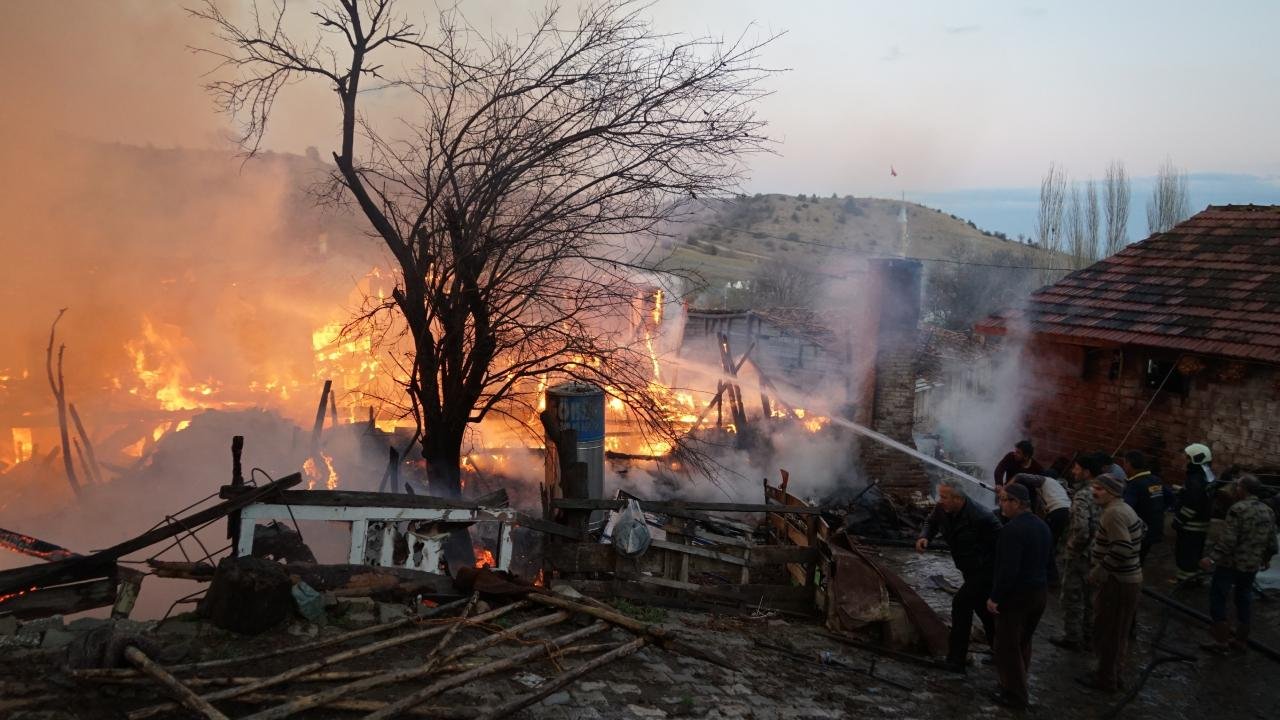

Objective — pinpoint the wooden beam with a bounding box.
[0,473,301,596]
[0,577,116,619]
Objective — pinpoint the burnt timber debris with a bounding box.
[0,410,963,720]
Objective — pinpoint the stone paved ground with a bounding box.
[2,542,1277,719]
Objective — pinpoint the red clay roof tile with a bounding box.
[975,205,1280,363]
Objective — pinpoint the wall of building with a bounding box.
[1020,341,1280,483]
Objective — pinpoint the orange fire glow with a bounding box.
[123,317,220,412]
[10,428,33,464]
[0,585,38,605]
[303,452,339,490]
[474,547,496,568]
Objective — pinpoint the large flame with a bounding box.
[123,317,220,412]
[303,451,339,490]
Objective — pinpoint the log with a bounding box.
[230,694,477,718]
[357,623,610,720]
[127,601,529,720]
[526,592,735,670]
[228,612,575,720]
[474,636,648,720]
[124,646,229,720]
[420,592,479,669]
[0,472,301,596]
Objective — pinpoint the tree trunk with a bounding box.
[422,430,463,498]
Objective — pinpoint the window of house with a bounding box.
[1144,358,1189,395]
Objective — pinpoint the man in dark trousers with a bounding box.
[1173,443,1215,583]
[994,440,1044,487]
[986,482,1053,709]
[916,476,1003,671]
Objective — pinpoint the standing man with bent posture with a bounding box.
[916,476,1003,671]
[985,483,1052,709]
[1080,473,1145,692]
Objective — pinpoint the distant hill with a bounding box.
[659,193,1042,288]
[655,193,1055,325]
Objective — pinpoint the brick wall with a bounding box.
[857,259,929,494]
[1020,341,1280,483]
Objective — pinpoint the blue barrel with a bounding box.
[545,381,606,505]
[546,382,605,442]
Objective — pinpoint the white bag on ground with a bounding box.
[611,499,652,557]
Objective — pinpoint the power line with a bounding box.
[696,220,1064,270]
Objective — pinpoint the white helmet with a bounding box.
[1184,443,1212,464]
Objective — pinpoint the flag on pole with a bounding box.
[890,165,898,177]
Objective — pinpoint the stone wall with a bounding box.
[1020,342,1280,483]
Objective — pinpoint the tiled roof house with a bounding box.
[976,205,1280,482]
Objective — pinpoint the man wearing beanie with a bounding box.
[985,482,1052,708]
[1080,473,1145,692]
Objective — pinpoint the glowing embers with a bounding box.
[303,451,339,490]
[474,546,497,569]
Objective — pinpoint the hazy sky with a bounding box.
[6,1,1279,213]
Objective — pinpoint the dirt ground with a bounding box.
[2,539,1277,719]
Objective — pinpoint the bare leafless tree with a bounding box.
[1036,162,1067,283]
[193,1,774,494]
[1065,183,1086,269]
[1104,160,1130,255]
[1084,178,1099,265]
[751,262,819,309]
[1146,157,1191,234]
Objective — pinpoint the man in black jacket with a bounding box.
[986,482,1053,709]
[917,476,1003,671]
[1173,443,1214,583]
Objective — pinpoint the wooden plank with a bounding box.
[254,490,475,510]
[545,542,812,573]
[648,539,748,567]
[0,577,116,619]
[552,499,826,515]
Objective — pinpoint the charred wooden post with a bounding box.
[310,380,332,451]
[377,446,400,494]
[226,435,245,542]
[68,403,104,485]
[45,308,80,498]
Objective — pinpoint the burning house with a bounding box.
[976,204,1280,482]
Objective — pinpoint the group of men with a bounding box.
[917,440,1278,709]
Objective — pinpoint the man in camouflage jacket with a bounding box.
[1050,453,1104,651]
[1199,474,1279,653]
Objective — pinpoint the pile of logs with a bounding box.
[68,590,723,720]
